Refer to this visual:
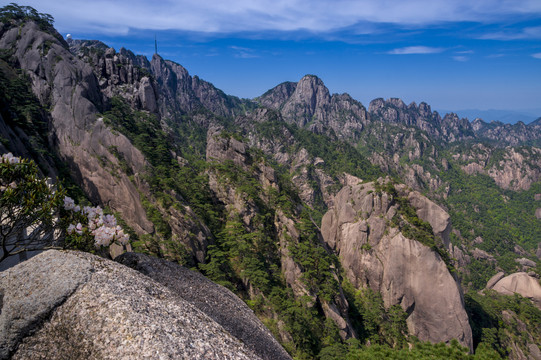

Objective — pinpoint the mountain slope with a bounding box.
[0,7,540,359]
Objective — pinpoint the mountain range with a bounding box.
[439,109,541,125]
[0,5,540,360]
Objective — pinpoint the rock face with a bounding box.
[472,118,541,146]
[368,99,474,143]
[404,188,451,246]
[0,20,154,234]
[257,75,367,140]
[491,272,541,308]
[321,182,473,349]
[0,250,263,360]
[454,144,541,191]
[115,252,291,360]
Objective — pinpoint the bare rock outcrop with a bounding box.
[115,252,291,360]
[321,182,473,349]
[491,272,541,308]
[486,271,505,289]
[257,75,367,140]
[399,186,452,246]
[0,20,154,234]
[0,250,262,360]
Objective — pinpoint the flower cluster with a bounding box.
[64,196,129,248]
[1,153,20,192]
[63,196,80,212]
[0,152,20,164]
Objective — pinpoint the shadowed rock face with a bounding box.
[321,182,473,350]
[115,252,292,360]
[0,250,262,360]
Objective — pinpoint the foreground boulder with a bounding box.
[0,250,262,359]
[115,252,291,360]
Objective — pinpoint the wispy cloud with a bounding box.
[453,56,469,62]
[532,53,541,59]
[479,26,541,40]
[388,46,444,55]
[229,46,259,58]
[21,0,541,35]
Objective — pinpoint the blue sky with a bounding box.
[15,0,541,116]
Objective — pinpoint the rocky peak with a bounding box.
[388,97,406,109]
[257,81,297,109]
[69,39,157,113]
[257,75,367,140]
[150,54,244,119]
[418,102,432,117]
[471,117,541,146]
[367,98,385,113]
[280,75,331,126]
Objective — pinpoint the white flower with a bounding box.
[1,153,20,164]
[63,196,76,211]
[75,223,83,235]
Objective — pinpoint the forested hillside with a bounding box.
[1,4,540,359]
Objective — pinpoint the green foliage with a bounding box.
[465,290,541,358]
[289,215,339,302]
[341,279,409,348]
[438,158,541,288]
[0,3,54,30]
[0,155,65,262]
[320,337,501,359]
[200,215,280,293]
[0,59,51,168]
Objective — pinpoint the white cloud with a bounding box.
[532,53,541,59]
[388,46,444,55]
[20,0,541,35]
[479,26,541,40]
[453,55,469,61]
[229,46,259,58]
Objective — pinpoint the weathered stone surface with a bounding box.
[472,248,496,262]
[491,273,541,308]
[516,258,537,268]
[0,251,92,359]
[115,252,291,360]
[486,272,505,289]
[1,250,261,360]
[401,187,451,246]
[321,182,473,349]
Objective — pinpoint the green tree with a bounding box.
[0,153,65,263]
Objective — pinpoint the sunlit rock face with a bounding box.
[321,181,473,350]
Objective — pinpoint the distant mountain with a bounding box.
[438,108,541,124]
[1,6,540,359]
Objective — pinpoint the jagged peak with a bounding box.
[299,74,323,83]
